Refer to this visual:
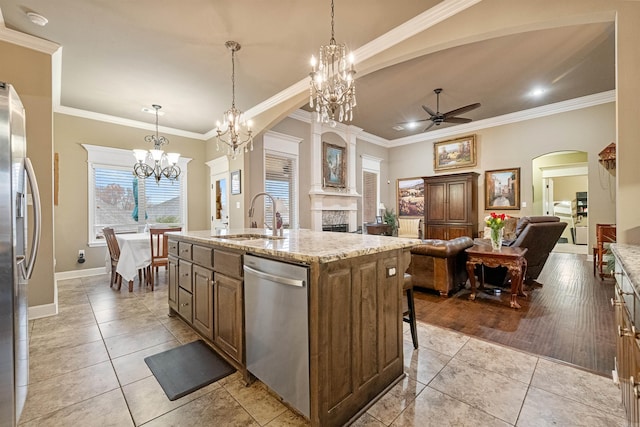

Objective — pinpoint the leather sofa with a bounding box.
[409,236,474,297]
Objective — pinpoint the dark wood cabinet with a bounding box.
[168,255,178,312]
[168,239,245,370]
[424,172,479,239]
[315,250,405,427]
[168,234,409,427]
[214,272,243,363]
[193,264,214,340]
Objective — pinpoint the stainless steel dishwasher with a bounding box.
[243,254,310,418]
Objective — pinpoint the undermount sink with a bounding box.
[215,234,284,241]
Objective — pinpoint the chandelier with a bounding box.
[132,104,181,184]
[216,41,253,160]
[309,0,357,125]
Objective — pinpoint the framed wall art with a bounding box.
[322,141,346,188]
[231,169,241,195]
[433,134,477,171]
[485,167,520,210]
[397,177,425,218]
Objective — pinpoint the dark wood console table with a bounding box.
[465,244,528,309]
[366,223,392,236]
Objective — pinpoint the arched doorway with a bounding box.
[532,151,588,254]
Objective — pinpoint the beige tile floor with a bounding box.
[20,272,626,426]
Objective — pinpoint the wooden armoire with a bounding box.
[423,172,479,240]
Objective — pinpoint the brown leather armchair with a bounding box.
[409,236,474,296]
[480,216,567,285]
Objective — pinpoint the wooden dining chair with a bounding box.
[103,227,123,289]
[149,227,182,289]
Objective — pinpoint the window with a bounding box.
[83,144,190,246]
[265,153,296,228]
[362,155,382,224]
[263,131,302,230]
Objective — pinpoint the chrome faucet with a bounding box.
[248,192,282,236]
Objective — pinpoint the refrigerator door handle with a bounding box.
[24,158,41,279]
[16,255,27,279]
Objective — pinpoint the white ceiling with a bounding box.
[0,1,615,141]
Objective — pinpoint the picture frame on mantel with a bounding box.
[433,134,477,171]
[322,141,346,188]
[485,167,520,210]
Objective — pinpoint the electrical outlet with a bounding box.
[78,250,85,257]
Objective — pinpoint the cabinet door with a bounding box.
[177,287,193,323]
[168,256,178,312]
[178,260,192,292]
[426,182,446,222]
[214,273,243,363]
[447,225,472,239]
[193,265,214,340]
[426,224,447,240]
[446,181,469,222]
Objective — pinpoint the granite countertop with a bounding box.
[611,243,640,288]
[168,228,421,264]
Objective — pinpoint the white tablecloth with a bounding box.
[116,233,151,282]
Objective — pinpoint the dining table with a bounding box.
[116,232,152,292]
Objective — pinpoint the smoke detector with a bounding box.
[26,12,48,26]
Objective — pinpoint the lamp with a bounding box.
[216,41,253,160]
[378,202,386,216]
[132,104,181,184]
[309,0,357,126]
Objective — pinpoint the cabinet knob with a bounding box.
[180,302,189,307]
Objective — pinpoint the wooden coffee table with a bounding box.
[465,244,528,309]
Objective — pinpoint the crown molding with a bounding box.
[56,105,208,140]
[0,10,59,54]
[390,90,616,147]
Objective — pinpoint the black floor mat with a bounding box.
[144,340,235,401]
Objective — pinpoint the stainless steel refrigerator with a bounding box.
[0,82,41,426]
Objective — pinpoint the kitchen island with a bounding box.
[166,229,419,427]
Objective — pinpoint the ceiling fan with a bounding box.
[405,88,481,132]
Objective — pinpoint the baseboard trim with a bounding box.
[29,302,58,320]
[31,268,106,320]
[55,267,106,280]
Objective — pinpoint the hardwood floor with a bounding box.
[412,251,616,377]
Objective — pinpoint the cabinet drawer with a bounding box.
[214,249,243,278]
[178,260,193,292]
[168,239,178,256]
[177,287,193,323]
[178,242,192,259]
[193,245,214,269]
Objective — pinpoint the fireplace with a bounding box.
[322,224,348,232]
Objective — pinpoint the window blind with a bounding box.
[362,170,378,223]
[264,153,296,229]
[93,166,183,239]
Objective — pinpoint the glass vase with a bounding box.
[490,227,503,251]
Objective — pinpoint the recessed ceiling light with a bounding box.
[392,125,404,131]
[142,107,165,116]
[26,12,48,26]
[529,87,546,97]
